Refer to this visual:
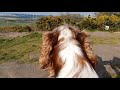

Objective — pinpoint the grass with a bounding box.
[91,37,120,45]
[86,29,98,32]
[87,28,120,32]
[0,20,33,26]
[82,29,120,45]
[0,32,42,63]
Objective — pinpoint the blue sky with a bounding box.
[0,12,95,16]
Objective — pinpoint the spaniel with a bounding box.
[39,24,99,78]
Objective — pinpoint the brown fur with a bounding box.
[76,31,98,68]
[51,45,64,76]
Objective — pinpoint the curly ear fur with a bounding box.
[39,31,59,77]
[39,32,52,69]
[76,30,98,68]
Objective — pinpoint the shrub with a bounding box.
[35,15,84,31]
[0,25,32,32]
[36,16,64,31]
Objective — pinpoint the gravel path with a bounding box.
[0,62,49,78]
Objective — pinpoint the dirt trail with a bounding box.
[0,32,29,39]
[0,62,49,78]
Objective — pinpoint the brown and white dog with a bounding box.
[39,24,99,78]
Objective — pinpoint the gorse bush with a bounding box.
[0,25,32,32]
[35,15,83,31]
[36,16,64,31]
[35,13,120,32]
[81,17,98,29]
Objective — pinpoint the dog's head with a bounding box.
[45,24,89,49]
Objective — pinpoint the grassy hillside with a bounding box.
[0,32,42,63]
[0,18,36,32]
[0,20,33,26]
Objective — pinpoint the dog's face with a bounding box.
[52,25,82,43]
[58,26,75,40]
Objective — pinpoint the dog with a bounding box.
[39,24,99,78]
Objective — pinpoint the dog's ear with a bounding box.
[76,30,89,44]
[76,30,98,68]
[39,31,59,69]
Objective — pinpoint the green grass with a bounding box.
[87,28,120,32]
[0,32,42,63]
[0,20,33,26]
[86,29,98,32]
[91,37,120,45]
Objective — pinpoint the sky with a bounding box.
[0,12,95,16]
